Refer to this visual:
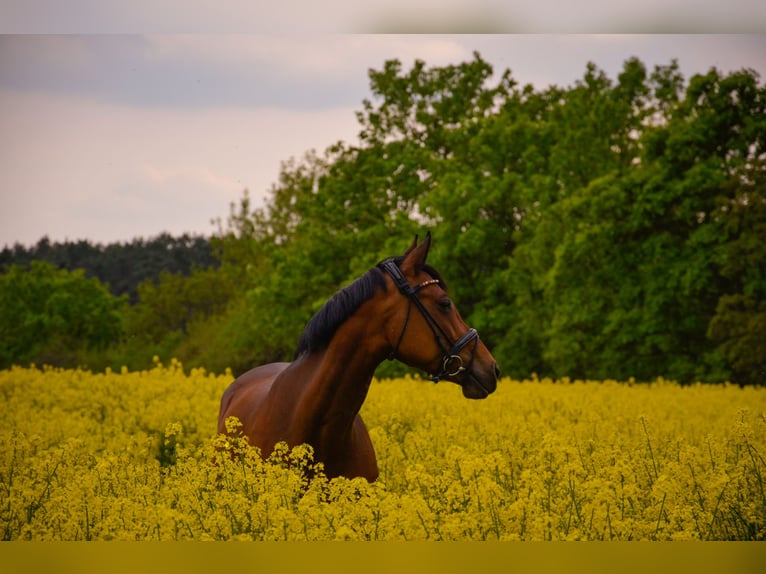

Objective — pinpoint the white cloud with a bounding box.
[141,164,242,192]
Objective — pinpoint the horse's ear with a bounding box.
[402,234,419,258]
[401,231,431,275]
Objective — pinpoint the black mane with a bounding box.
[294,267,388,359]
[293,258,446,359]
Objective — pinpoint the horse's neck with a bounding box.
[285,314,388,441]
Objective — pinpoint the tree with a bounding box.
[127,267,237,343]
[206,56,765,384]
[0,233,219,303]
[11,54,757,384]
[0,261,124,368]
[707,155,766,385]
[527,64,766,383]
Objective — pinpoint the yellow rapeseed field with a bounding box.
[1,360,764,541]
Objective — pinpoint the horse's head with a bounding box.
[379,233,499,399]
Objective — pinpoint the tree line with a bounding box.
[0,233,218,303]
[1,53,764,385]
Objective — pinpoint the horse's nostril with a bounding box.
[493,364,500,380]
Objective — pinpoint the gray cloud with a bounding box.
[0,35,369,108]
[2,1,765,33]
[3,35,764,111]
[0,35,479,109]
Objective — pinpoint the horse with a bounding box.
[217,232,499,481]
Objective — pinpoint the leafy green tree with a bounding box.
[0,233,219,303]
[527,64,766,383]
[0,261,124,367]
[90,54,763,386]
[706,160,766,386]
[127,267,237,344]
[205,56,765,385]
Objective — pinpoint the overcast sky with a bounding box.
[1,33,765,247]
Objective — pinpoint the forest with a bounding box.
[1,53,764,385]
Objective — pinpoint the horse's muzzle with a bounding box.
[460,362,499,399]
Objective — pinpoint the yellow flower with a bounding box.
[2,366,765,540]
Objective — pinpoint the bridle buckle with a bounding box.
[443,355,465,377]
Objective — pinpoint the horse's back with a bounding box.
[217,362,289,434]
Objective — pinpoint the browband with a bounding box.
[380,259,441,295]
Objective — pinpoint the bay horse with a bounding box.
[217,233,499,481]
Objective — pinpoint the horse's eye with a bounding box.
[438,298,452,310]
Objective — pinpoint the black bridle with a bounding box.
[380,259,480,384]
